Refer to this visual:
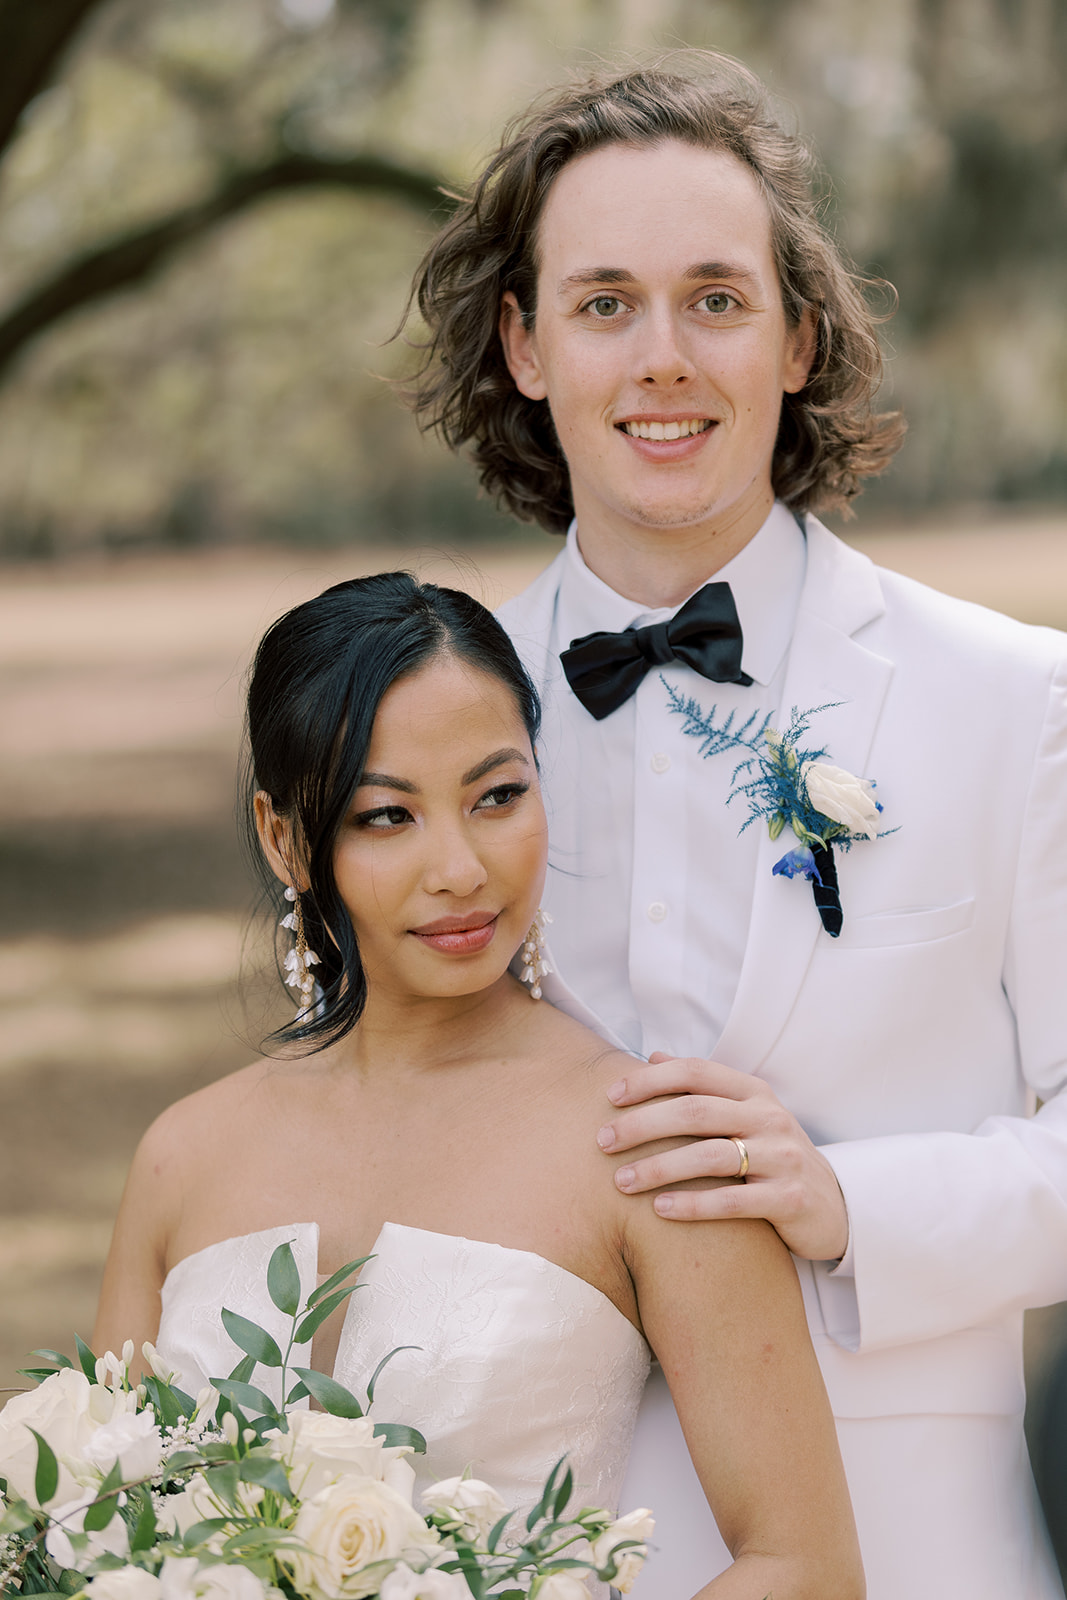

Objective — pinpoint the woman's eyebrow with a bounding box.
[358,772,418,794]
[462,748,530,785]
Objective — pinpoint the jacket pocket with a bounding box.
[835,896,975,950]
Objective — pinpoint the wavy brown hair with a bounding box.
[404,54,905,532]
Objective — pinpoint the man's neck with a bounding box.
[573,490,774,609]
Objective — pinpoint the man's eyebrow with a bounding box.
[462,748,530,785]
[683,260,761,289]
[358,772,418,794]
[556,262,761,295]
[556,267,637,295]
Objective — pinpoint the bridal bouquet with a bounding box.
[0,1244,652,1600]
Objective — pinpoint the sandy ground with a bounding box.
[3,508,1067,1406]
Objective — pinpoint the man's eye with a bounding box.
[586,295,623,318]
[697,292,737,314]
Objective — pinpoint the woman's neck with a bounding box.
[336,972,533,1082]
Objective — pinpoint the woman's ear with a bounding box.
[499,291,548,401]
[254,792,306,891]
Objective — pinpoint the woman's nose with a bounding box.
[421,822,489,897]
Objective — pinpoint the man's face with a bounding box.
[500,139,814,561]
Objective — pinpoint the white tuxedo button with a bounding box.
[647,901,668,922]
[650,752,671,773]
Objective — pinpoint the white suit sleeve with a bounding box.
[820,657,1067,1354]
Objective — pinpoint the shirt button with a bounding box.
[647,901,668,923]
[650,752,671,773]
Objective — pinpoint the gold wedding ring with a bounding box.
[728,1136,750,1179]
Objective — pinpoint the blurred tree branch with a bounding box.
[0,0,99,159]
[0,148,455,382]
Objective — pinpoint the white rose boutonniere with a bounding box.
[666,689,891,935]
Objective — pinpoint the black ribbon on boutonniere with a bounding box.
[810,844,843,938]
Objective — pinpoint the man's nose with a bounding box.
[634,308,696,387]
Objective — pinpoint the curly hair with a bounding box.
[404,53,905,532]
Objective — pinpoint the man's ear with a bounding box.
[782,305,819,395]
[499,291,548,401]
[254,791,307,892]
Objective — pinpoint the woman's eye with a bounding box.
[356,805,411,829]
[697,291,738,314]
[475,782,529,810]
[585,295,624,318]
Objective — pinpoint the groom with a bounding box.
[406,56,1067,1599]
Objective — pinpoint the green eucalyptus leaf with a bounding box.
[285,1381,309,1406]
[204,1460,240,1508]
[83,1460,124,1531]
[28,1429,58,1506]
[486,1511,512,1552]
[182,1515,236,1548]
[0,1492,38,1536]
[371,1421,426,1453]
[290,1367,363,1418]
[306,1256,373,1309]
[211,1376,280,1421]
[551,1464,574,1520]
[143,1375,195,1429]
[227,1353,258,1385]
[294,1287,354,1344]
[58,1569,87,1593]
[25,1350,74,1370]
[266,1242,302,1319]
[220,1309,283,1368]
[73,1333,98,1382]
[365,1345,419,1406]
[130,1487,158,1552]
[17,1367,67,1385]
[238,1455,291,1498]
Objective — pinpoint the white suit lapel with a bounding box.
[713,519,895,1072]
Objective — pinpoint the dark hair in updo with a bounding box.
[243,571,541,1051]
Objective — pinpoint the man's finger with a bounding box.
[613,1135,752,1193]
[607,1055,754,1106]
[598,1094,750,1154]
[652,1183,769,1223]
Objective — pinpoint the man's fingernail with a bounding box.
[654,1195,674,1215]
[607,1080,626,1103]
[596,1125,615,1150]
[616,1166,635,1191]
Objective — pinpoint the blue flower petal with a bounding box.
[772,846,823,885]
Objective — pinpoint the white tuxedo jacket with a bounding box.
[499,514,1067,1598]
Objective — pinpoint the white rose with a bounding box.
[421,1476,510,1546]
[155,1472,263,1548]
[0,1369,98,1504]
[532,1575,590,1600]
[83,1407,164,1483]
[801,761,880,839]
[84,1568,165,1600]
[289,1476,439,1599]
[379,1562,470,1600]
[44,1488,131,1571]
[589,1508,655,1594]
[156,1556,273,1600]
[266,1413,405,1502]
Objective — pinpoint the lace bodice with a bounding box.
[156,1222,650,1521]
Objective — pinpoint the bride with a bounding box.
[93,572,863,1600]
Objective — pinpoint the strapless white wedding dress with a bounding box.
[156,1222,650,1533]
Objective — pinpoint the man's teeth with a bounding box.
[623,419,712,441]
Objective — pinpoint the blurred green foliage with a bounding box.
[0,0,1063,558]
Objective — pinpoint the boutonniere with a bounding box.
[664,684,890,937]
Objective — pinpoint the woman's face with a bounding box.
[333,652,548,1007]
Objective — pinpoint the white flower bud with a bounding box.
[221,1412,240,1446]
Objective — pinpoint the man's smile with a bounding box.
[619,417,715,441]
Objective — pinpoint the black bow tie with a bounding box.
[560,582,752,721]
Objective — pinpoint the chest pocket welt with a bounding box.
[834,897,975,950]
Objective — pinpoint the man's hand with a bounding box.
[597,1053,850,1262]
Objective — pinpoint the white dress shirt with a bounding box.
[540,501,806,1062]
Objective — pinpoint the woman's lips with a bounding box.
[410,915,498,955]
